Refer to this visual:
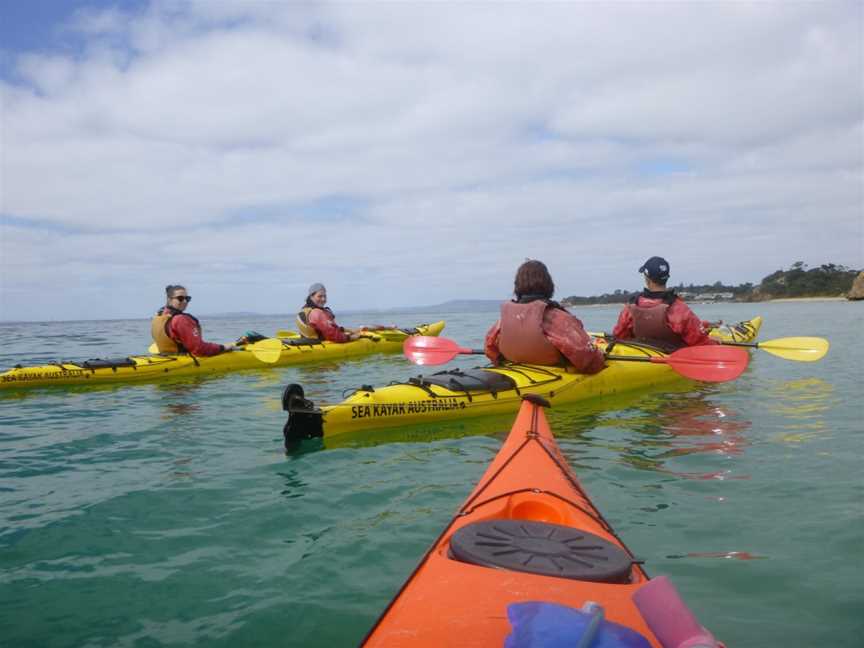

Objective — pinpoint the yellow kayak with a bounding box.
[281,317,761,444]
[0,321,445,390]
[707,317,762,342]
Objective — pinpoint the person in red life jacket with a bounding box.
[612,256,718,348]
[296,283,362,343]
[484,260,605,374]
[150,285,237,356]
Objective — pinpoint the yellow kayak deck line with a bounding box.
[281,317,762,443]
[0,321,446,390]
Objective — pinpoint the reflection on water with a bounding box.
[552,386,754,480]
[161,403,201,419]
[648,398,751,481]
[156,380,204,420]
[277,469,308,500]
[764,377,836,443]
[170,456,194,480]
[668,551,767,560]
[320,384,754,480]
[296,362,346,383]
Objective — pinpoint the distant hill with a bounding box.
[371,299,502,314]
[755,262,859,299]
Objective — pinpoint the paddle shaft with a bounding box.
[719,340,759,348]
[601,333,827,362]
[605,354,658,363]
[405,335,749,382]
[411,348,715,364]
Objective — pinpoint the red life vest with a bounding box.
[498,300,563,365]
[627,296,684,347]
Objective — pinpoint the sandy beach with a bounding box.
[765,296,849,303]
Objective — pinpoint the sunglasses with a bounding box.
[173,295,192,303]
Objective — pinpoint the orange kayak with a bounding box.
[360,396,723,648]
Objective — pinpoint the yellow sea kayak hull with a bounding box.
[282,317,761,442]
[708,315,762,342]
[0,321,445,390]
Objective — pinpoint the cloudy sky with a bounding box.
[1,1,861,321]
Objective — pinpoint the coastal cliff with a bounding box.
[847,271,864,300]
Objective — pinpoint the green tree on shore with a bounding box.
[758,262,858,298]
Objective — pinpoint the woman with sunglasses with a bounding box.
[151,285,237,355]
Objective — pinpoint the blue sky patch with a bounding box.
[636,157,693,176]
[216,195,369,229]
[0,213,85,234]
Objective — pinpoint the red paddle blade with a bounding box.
[403,336,477,366]
[657,345,750,382]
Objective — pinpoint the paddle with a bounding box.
[403,336,749,383]
[717,337,829,362]
[147,338,284,364]
[403,336,484,366]
[588,332,829,363]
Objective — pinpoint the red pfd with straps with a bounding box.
[627,297,685,348]
[498,300,563,365]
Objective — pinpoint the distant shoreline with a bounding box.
[569,295,851,308]
[762,296,848,303]
[0,296,855,324]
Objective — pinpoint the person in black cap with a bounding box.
[611,257,717,348]
[295,283,362,342]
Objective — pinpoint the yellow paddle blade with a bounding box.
[276,330,300,338]
[758,337,829,362]
[148,343,159,354]
[246,338,284,364]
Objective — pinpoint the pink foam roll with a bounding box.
[632,576,721,648]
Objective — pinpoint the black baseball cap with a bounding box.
[639,256,670,281]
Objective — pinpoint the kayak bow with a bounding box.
[360,396,722,647]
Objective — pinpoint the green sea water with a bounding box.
[1,302,861,647]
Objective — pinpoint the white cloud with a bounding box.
[0,1,861,321]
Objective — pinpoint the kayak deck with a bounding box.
[361,397,719,647]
